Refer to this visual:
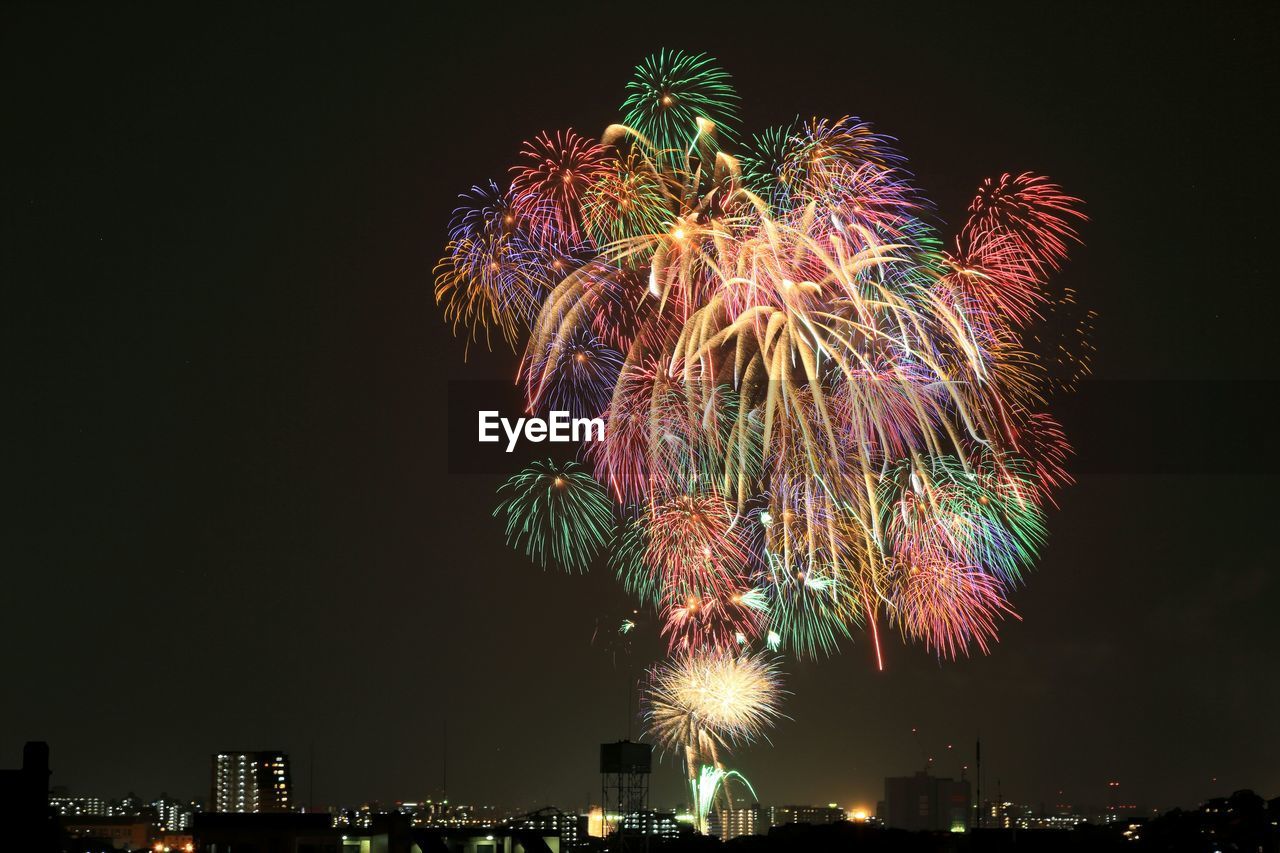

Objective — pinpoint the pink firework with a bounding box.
[891,556,1018,659]
[510,129,611,249]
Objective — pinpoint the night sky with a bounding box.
[4,2,1278,818]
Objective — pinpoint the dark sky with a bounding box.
[4,2,1278,818]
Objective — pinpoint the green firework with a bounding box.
[621,50,740,158]
[494,459,615,572]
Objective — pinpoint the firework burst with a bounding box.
[436,49,1087,818]
[493,460,614,572]
[621,49,740,157]
[645,651,785,757]
[510,130,610,249]
[440,48,1086,658]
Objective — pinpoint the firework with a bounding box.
[739,123,799,212]
[963,172,1083,274]
[879,455,1047,588]
[645,651,784,759]
[493,460,614,572]
[510,130,610,250]
[621,50,740,158]
[441,51,1083,656]
[660,589,766,653]
[438,50,1086,817]
[760,554,854,660]
[435,180,589,352]
[692,764,756,836]
[643,651,781,830]
[582,150,672,247]
[889,558,1017,658]
[522,326,624,420]
[643,494,753,599]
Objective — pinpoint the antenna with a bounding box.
[975,736,982,830]
[626,660,638,742]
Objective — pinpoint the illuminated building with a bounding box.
[333,800,501,829]
[618,810,679,840]
[49,789,196,831]
[50,793,115,817]
[152,796,198,831]
[61,816,153,849]
[507,807,588,847]
[883,770,971,832]
[196,813,560,853]
[210,751,291,813]
[586,806,604,838]
[767,804,846,828]
[709,803,763,839]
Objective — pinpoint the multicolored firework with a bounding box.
[436,49,1086,824]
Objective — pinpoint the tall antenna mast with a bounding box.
[309,741,315,812]
[975,736,982,830]
[626,664,634,741]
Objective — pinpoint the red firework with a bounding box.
[660,589,765,652]
[644,493,753,605]
[510,129,611,249]
[945,229,1045,333]
[962,172,1085,274]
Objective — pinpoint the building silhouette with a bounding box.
[0,742,57,852]
[882,770,971,832]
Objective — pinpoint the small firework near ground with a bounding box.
[435,49,1086,813]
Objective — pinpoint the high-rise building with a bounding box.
[211,752,291,813]
[152,796,198,831]
[710,803,763,839]
[883,770,971,833]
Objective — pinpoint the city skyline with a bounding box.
[22,740,1240,828]
[4,0,1278,833]
[10,739,1277,849]
[22,738,1252,822]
